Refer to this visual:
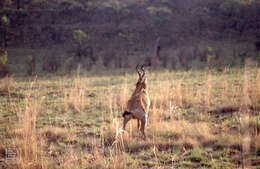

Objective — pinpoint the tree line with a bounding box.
[0,0,259,75]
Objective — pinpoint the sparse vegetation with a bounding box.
[73,29,88,60]
[26,55,35,76]
[0,63,260,168]
[0,50,8,78]
[0,0,259,168]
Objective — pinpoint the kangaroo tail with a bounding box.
[122,111,132,117]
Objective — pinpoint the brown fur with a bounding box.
[122,64,150,139]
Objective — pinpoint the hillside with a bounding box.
[0,0,259,73]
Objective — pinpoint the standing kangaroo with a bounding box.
[122,64,151,139]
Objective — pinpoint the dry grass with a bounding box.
[174,80,183,107]
[40,127,70,144]
[15,84,44,169]
[1,65,260,168]
[206,73,212,108]
[0,75,16,94]
[149,118,216,147]
[63,66,87,113]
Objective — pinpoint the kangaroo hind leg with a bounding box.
[123,115,132,130]
[140,117,146,140]
[137,119,141,130]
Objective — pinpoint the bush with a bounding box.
[0,49,8,78]
[65,56,74,73]
[26,55,36,76]
[42,55,59,73]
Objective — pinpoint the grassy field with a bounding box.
[0,63,260,169]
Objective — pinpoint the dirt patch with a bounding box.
[208,106,239,115]
[0,146,5,158]
[0,91,25,98]
[124,142,187,153]
[40,128,69,144]
[202,140,241,152]
[208,106,260,115]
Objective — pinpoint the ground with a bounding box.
[0,65,260,169]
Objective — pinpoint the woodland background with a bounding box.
[0,0,259,74]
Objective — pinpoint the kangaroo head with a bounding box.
[135,64,147,92]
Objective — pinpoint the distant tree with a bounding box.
[146,5,172,32]
[42,55,59,73]
[0,15,10,48]
[256,36,260,52]
[73,29,87,60]
[253,1,260,52]
[40,26,57,47]
[72,29,96,69]
[105,0,130,26]
[0,49,9,77]
[15,0,24,9]
[26,55,36,76]
[65,56,74,73]
[0,0,4,8]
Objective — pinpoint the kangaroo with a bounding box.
[122,64,150,139]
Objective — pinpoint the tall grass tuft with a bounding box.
[15,81,45,169]
[221,79,228,105]
[111,118,125,153]
[64,66,87,113]
[206,73,212,109]
[159,81,170,108]
[240,59,252,169]
[118,77,129,112]
[57,147,83,169]
[174,81,183,107]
